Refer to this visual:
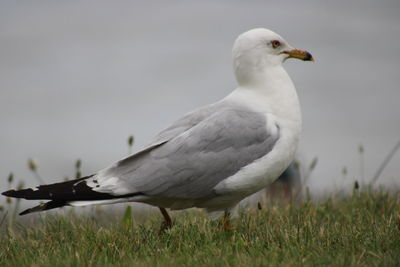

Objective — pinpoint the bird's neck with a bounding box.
[228,65,302,125]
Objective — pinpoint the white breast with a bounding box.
[213,113,300,197]
[211,65,302,200]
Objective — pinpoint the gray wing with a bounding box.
[150,102,222,144]
[97,103,280,199]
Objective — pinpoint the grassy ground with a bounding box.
[1,190,399,267]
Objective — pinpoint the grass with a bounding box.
[1,190,399,266]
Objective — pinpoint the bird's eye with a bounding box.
[271,40,281,49]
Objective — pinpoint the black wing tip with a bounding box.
[19,200,68,216]
[19,208,32,216]
[2,189,17,197]
[2,188,36,199]
[19,206,43,216]
[18,203,45,216]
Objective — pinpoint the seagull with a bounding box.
[2,28,313,231]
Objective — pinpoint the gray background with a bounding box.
[1,0,399,198]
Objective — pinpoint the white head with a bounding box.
[232,28,313,86]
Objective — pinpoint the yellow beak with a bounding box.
[281,49,314,61]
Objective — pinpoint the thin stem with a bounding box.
[371,139,400,185]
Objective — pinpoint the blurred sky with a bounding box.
[1,0,400,195]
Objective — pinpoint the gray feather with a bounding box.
[99,101,280,200]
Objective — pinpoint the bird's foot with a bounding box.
[217,211,234,232]
[159,220,173,234]
[158,207,173,234]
